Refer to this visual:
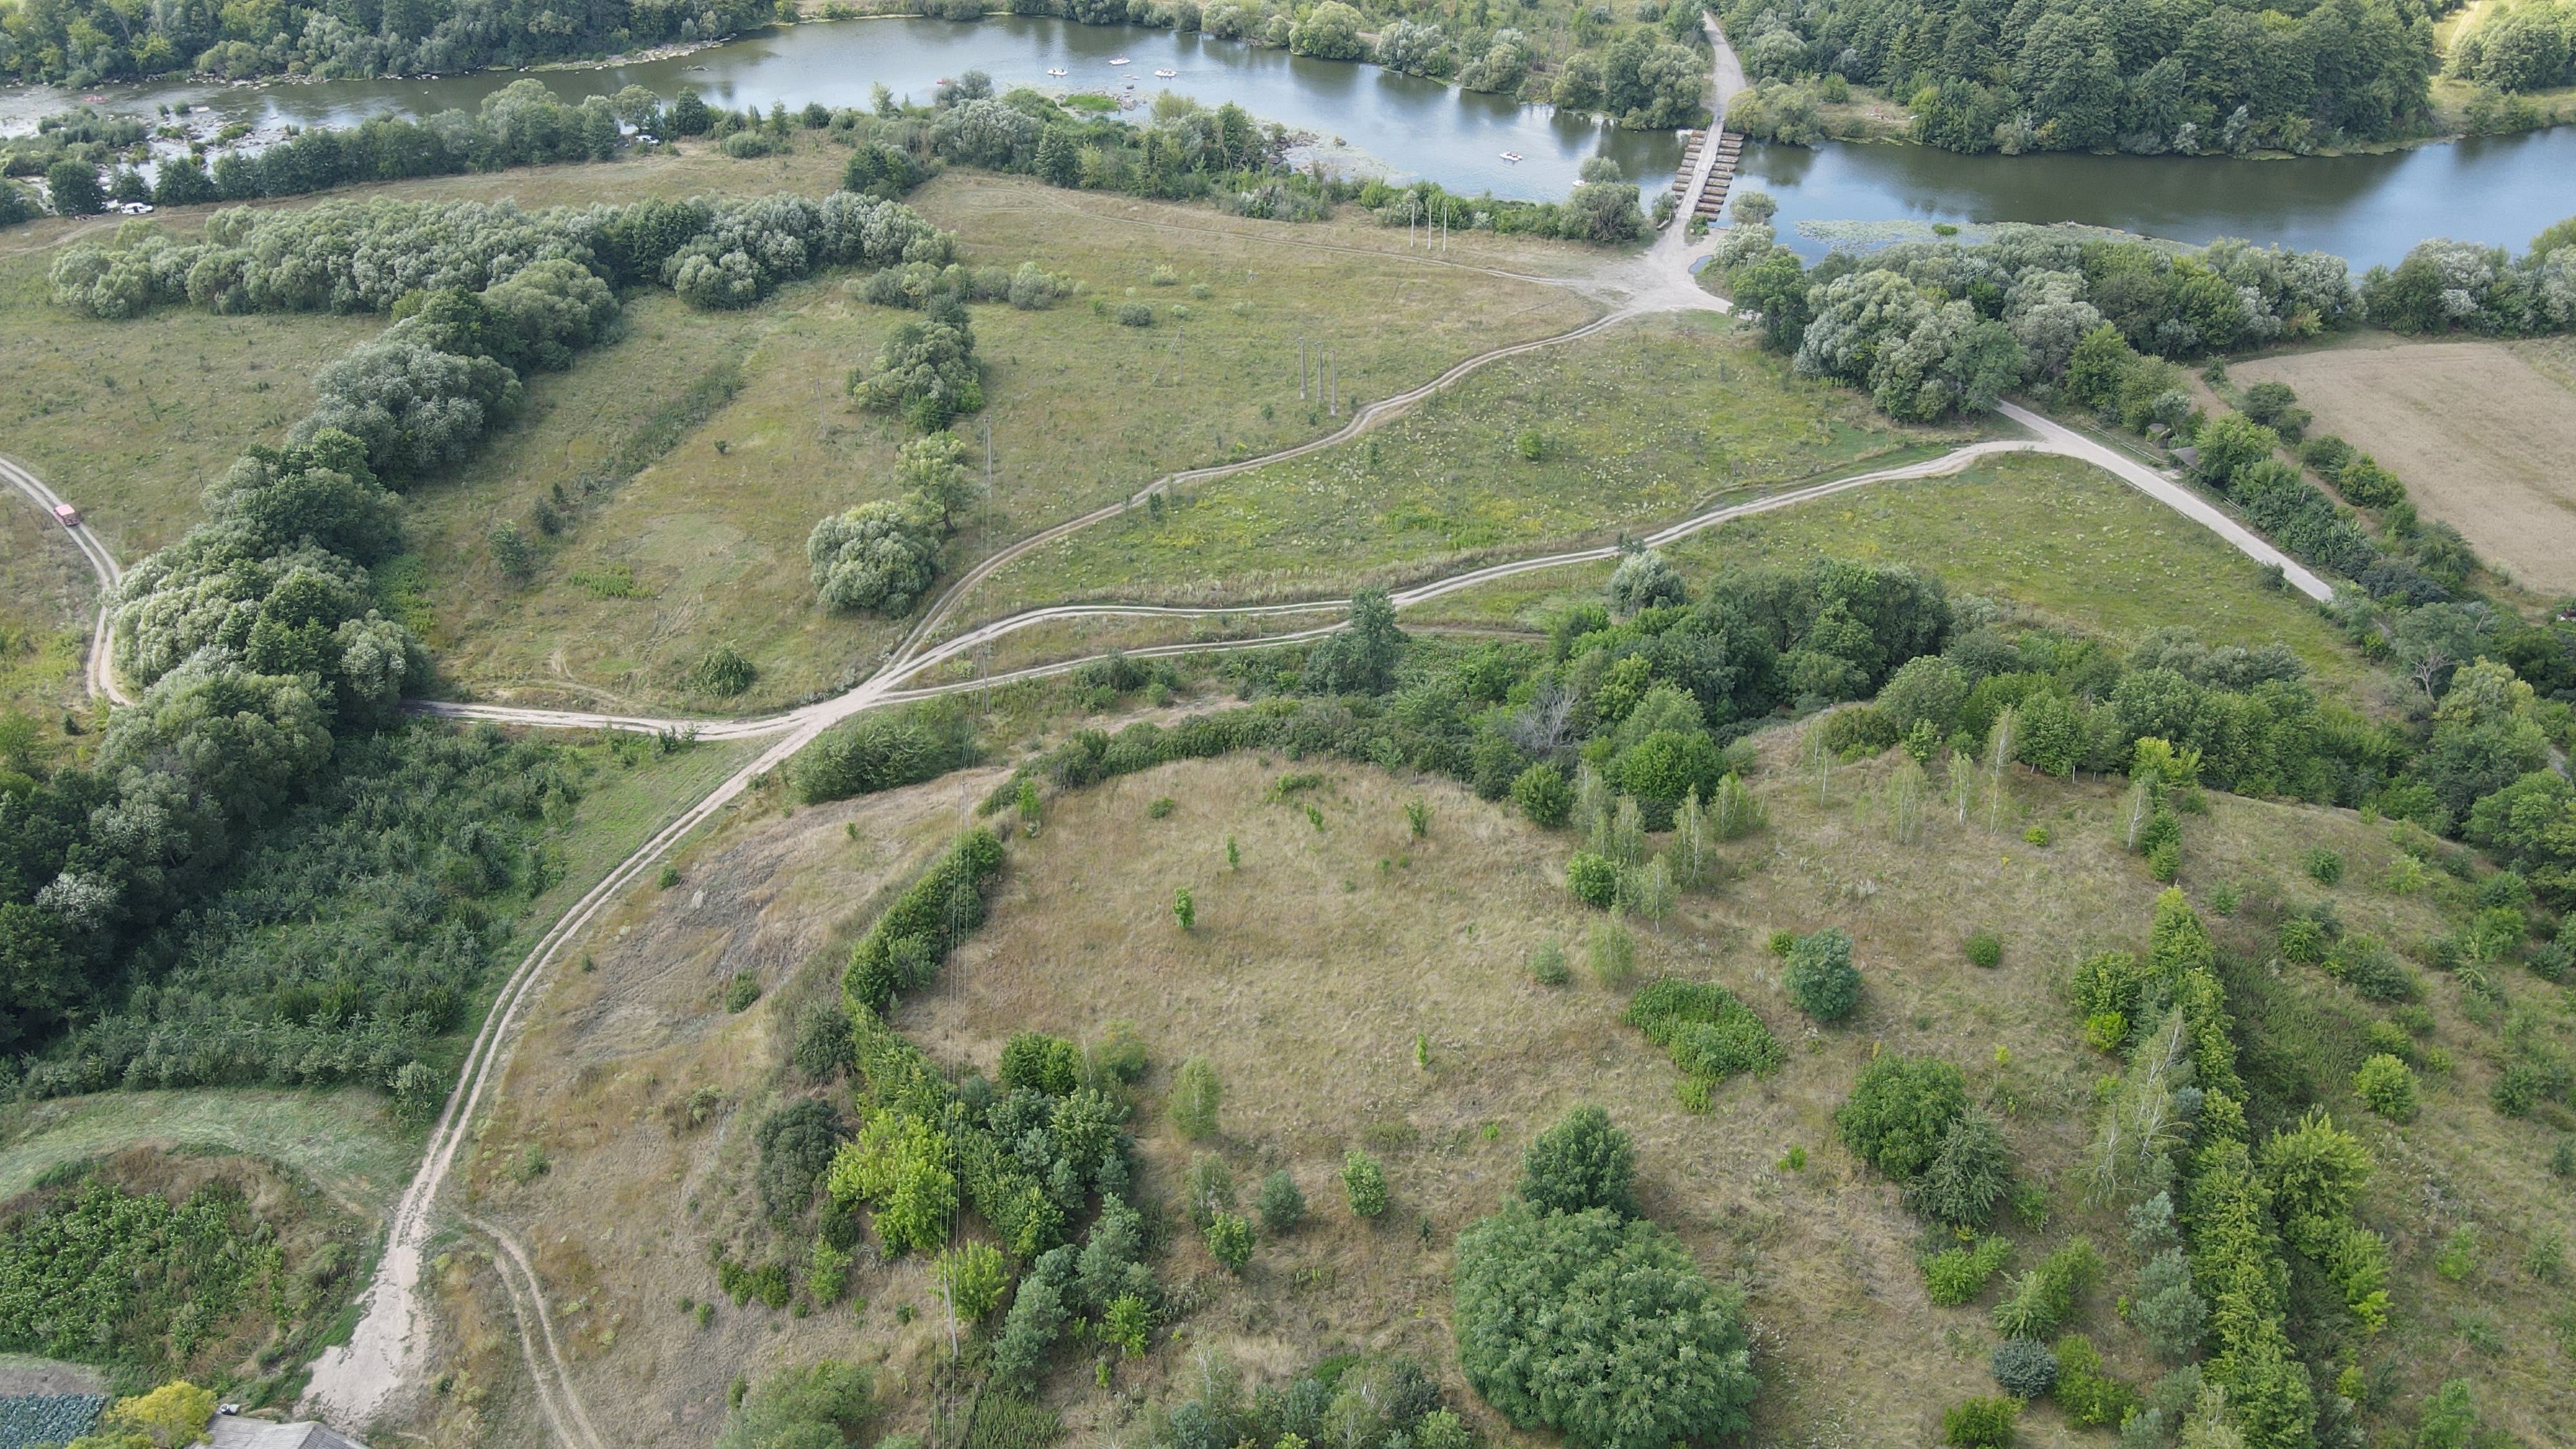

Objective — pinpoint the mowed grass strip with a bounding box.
[1412,451,2365,694]
[950,313,1970,625]
[0,1088,413,1215]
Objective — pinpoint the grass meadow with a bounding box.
[0,495,96,761]
[1407,451,2373,697]
[1,144,1602,716]
[945,312,1979,627]
[384,166,1598,714]
[427,719,2576,1446]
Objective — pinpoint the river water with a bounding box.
[10,15,2570,269]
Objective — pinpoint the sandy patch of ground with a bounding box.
[2234,341,2576,593]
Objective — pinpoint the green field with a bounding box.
[377,166,1597,713]
[0,1088,413,1213]
[1410,450,2369,692]
[0,495,95,762]
[0,236,381,563]
[948,312,1975,627]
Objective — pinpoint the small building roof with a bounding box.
[208,1418,367,1449]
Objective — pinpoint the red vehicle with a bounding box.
[53,502,80,528]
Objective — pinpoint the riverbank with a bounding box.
[9,14,2575,266]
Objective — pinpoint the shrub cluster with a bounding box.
[1723,222,2356,421]
[840,828,1008,1013]
[1623,978,1782,1105]
[0,1168,352,1385]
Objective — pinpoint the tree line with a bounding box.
[0,0,770,86]
[1718,0,2450,155]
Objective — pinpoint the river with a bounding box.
[9,15,2570,269]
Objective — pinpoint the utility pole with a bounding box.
[981,417,994,546]
[1300,338,1309,399]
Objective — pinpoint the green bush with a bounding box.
[2278,915,2328,965]
[1566,851,1619,907]
[2354,1053,2418,1121]
[2146,838,2179,882]
[1963,931,2002,969]
[1837,1054,1969,1180]
[1205,1211,1254,1273]
[1184,1154,1236,1229]
[1990,1239,2099,1340]
[1343,1150,1389,1218]
[1115,301,1153,327]
[714,1359,873,1449]
[999,1032,1081,1095]
[1784,927,1861,1022]
[725,971,763,1012]
[2050,1334,2136,1428]
[934,1242,1009,1320]
[1923,1235,2011,1306]
[1904,1110,2012,1227]
[1171,1056,1223,1140]
[840,828,1007,1013]
[1512,762,1573,826]
[1453,1202,1758,1449]
[1530,938,1570,986]
[793,701,974,794]
[1625,978,1782,1093]
[2305,848,2344,885]
[1989,1337,2057,1397]
[689,643,757,697]
[1519,1105,1638,1218]
[1940,1396,2018,1448]
[792,1001,854,1082]
[1587,916,1636,987]
[1256,1169,1307,1233]
[755,1099,848,1221]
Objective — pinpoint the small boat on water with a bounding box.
[1047,67,1068,77]
[1154,67,1177,77]
[1499,151,1522,162]
[1108,55,1131,64]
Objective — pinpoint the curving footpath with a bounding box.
[0,453,132,706]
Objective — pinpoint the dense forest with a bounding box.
[1719,0,2454,154]
[0,0,773,86]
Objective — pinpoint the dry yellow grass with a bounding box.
[431,761,1012,1448]
[2233,340,2576,594]
[413,710,2576,1447]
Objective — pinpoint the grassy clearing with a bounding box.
[0,1089,411,1215]
[2232,339,2576,596]
[931,747,2570,1445]
[373,164,1595,712]
[0,496,96,761]
[1410,451,2371,696]
[5,147,1600,714]
[0,238,380,562]
[951,312,1973,625]
[392,695,2576,1445]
